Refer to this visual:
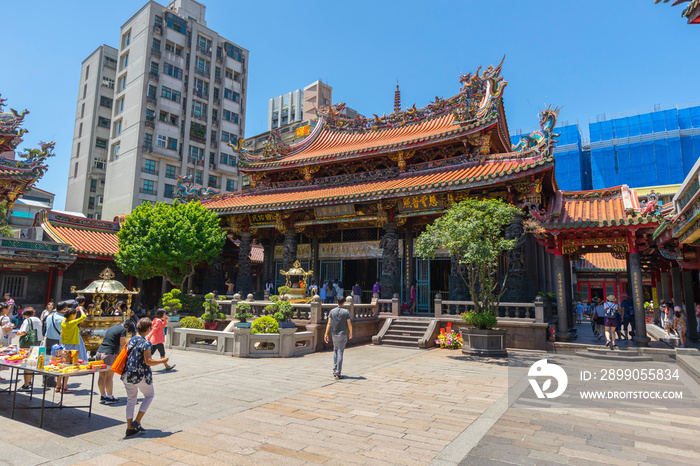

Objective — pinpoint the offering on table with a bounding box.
[88,360,104,367]
[26,346,46,370]
[61,350,79,365]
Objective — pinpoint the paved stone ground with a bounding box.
[1,344,699,465]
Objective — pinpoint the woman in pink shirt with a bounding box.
[147,309,175,371]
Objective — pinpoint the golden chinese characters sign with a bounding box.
[315,204,355,220]
[249,213,275,225]
[398,194,443,213]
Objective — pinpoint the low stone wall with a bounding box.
[170,327,316,357]
[429,317,548,351]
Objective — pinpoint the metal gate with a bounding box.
[415,258,430,312]
[319,260,342,287]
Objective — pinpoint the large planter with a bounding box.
[462,328,507,357]
[203,321,219,330]
[279,322,296,329]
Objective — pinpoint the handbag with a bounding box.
[19,318,39,348]
[111,345,129,375]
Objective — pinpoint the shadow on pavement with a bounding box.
[123,428,179,440]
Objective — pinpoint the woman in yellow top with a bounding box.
[58,306,87,393]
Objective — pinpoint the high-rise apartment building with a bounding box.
[67,0,248,220]
[268,80,332,131]
[65,45,118,219]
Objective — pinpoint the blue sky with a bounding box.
[1,1,697,210]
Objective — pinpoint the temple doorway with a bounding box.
[342,259,379,303]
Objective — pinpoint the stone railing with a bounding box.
[232,327,315,358]
[169,328,236,355]
[434,295,545,323]
[377,296,400,315]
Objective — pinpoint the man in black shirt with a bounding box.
[324,296,353,379]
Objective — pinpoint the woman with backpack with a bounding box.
[603,295,619,349]
[16,308,43,391]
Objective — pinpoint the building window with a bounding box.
[195,171,202,184]
[118,74,127,91]
[94,159,106,170]
[85,65,90,80]
[120,53,129,69]
[78,122,83,138]
[104,56,117,68]
[165,41,183,56]
[194,56,210,76]
[90,180,97,193]
[163,184,175,199]
[208,175,218,188]
[142,179,155,195]
[152,38,161,52]
[122,31,131,48]
[154,15,163,28]
[114,119,122,137]
[224,43,243,62]
[1,276,28,300]
[165,164,177,179]
[223,110,238,124]
[89,197,95,209]
[220,153,228,165]
[150,61,159,74]
[96,138,108,149]
[194,78,209,97]
[74,162,79,177]
[75,142,81,157]
[100,96,113,108]
[102,77,115,89]
[144,133,153,148]
[116,97,124,114]
[147,85,157,100]
[111,143,120,159]
[226,179,236,192]
[164,63,183,80]
[144,159,157,175]
[98,117,110,128]
[221,131,235,143]
[166,14,187,34]
[83,84,87,99]
[81,103,85,118]
[225,68,233,80]
[157,135,167,148]
[197,35,212,54]
[224,88,240,102]
[168,137,178,150]
[192,100,207,119]
[161,86,181,103]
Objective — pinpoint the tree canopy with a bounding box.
[415,198,522,316]
[116,200,225,289]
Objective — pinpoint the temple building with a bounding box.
[202,60,562,310]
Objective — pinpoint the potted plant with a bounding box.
[416,198,521,357]
[179,316,204,329]
[234,302,254,328]
[200,293,222,330]
[275,300,296,329]
[161,289,182,322]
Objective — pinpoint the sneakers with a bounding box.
[100,395,108,404]
[19,384,32,392]
[100,395,119,404]
[132,421,146,432]
[165,364,176,372]
[125,428,139,437]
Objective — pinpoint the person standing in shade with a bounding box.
[324,296,353,379]
[325,281,336,304]
[123,317,169,437]
[96,320,134,404]
[372,280,381,297]
[620,293,635,340]
[309,280,319,297]
[352,282,362,304]
[674,306,688,348]
[575,301,585,324]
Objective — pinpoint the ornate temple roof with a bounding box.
[204,155,553,214]
[234,59,513,172]
[574,253,627,272]
[540,185,659,231]
[37,211,120,258]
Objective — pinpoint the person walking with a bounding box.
[352,282,362,304]
[664,302,676,337]
[593,297,605,339]
[603,295,619,349]
[123,317,169,437]
[146,309,175,371]
[325,281,336,304]
[324,296,353,379]
[59,306,87,393]
[674,306,688,348]
[372,280,381,297]
[96,320,134,404]
[575,301,585,324]
[620,293,635,340]
[16,308,43,391]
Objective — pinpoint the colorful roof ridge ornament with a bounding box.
[175,174,221,201]
[394,81,401,114]
[511,105,561,158]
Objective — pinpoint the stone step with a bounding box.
[385,329,426,337]
[381,338,423,347]
[383,333,422,342]
[576,350,654,362]
[676,352,700,385]
[391,323,431,331]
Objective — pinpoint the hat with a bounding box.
[607,295,616,302]
[592,296,601,303]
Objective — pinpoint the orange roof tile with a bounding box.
[205,156,552,213]
[542,186,658,230]
[39,211,120,258]
[574,253,626,272]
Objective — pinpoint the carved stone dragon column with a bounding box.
[379,223,400,299]
[283,229,298,272]
[236,231,253,296]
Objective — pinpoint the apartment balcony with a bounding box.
[197,47,212,58]
[145,119,155,129]
[190,111,207,123]
[146,96,157,106]
[139,188,156,196]
[151,48,161,58]
[141,168,159,176]
[212,120,219,128]
[149,71,159,82]
[213,97,220,106]
[193,88,208,99]
[214,76,222,85]
[216,54,223,64]
[187,158,205,167]
[210,139,218,148]
[153,24,163,35]
[194,69,209,79]
[189,132,206,143]
[164,191,175,199]
[142,144,154,153]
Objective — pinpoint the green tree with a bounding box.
[160,288,182,314]
[0,200,13,238]
[416,198,521,321]
[116,200,225,289]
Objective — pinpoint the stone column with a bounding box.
[629,251,650,345]
[282,229,298,271]
[54,269,64,302]
[659,266,670,303]
[682,270,698,340]
[379,223,400,299]
[671,266,683,306]
[563,254,573,330]
[449,256,469,301]
[311,232,320,292]
[553,251,569,339]
[402,229,414,300]
[503,214,529,302]
[236,231,253,296]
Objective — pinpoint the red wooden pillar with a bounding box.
[45,267,55,306]
[128,275,134,290]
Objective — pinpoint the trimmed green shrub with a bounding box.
[251,315,279,334]
[180,316,205,329]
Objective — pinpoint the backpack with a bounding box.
[19,318,39,348]
[604,302,617,318]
